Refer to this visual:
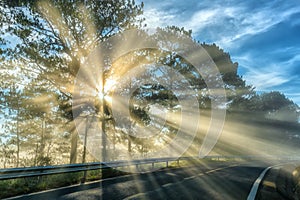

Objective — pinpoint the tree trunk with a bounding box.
[82,116,89,163]
[101,70,107,162]
[16,103,20,168]
[101,111,107,162]
[128,135,132,154]
[70,129,78,164]
[39,117,46,159]
[34,142,39,166]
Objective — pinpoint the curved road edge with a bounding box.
[247,167,271,200]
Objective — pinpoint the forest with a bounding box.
[0,0,299,169]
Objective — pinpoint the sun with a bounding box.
[104,79,117,93]
[96,79,116,105]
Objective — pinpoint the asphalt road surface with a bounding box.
[8,161,279,200]
[53,162,266,200]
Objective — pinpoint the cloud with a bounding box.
[236,54,291,89]
[284,54,300,67]
[185,9,219,32]
[142,8,176,28]
[214,3,300,48]
[234,52,299,105]
[140,0,300,48]
[235,51,296,81]
[138,0,300,105]
[244,71,290,90]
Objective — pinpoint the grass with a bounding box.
[0,168,128,199]
[0,172,84,199]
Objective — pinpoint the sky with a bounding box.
[137,0,300,105]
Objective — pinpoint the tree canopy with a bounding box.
[0,0,144,119]
[0,0,145,165]
[0,0,299,168]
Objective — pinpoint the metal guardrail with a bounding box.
[1,155,299,181]
[0,156,195,181]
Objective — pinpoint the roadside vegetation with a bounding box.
[294,166,300,199]
[0,168,128,199]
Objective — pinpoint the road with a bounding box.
[54,162,266,200]
[8,161,283,200]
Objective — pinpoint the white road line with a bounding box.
[247,161,295,200]
[247,166,271,200]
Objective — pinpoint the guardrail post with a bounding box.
[166,161,168,168]
[81,170,87,183]
[177,159,179,166]
[152,162,154,169]
[136,164,139,171]
[38,169,43,183]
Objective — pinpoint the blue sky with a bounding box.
[138,0,300,105]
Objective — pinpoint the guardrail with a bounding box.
[0,156,195,181]
[1,155,299,181]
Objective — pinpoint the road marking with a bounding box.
[263,180,276,188]
[183,164,239,181]
[247,166,271,200]
[247,161,296,200]
[127,164,240,199]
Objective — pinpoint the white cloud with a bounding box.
[244,71,290,90]
[185,9,219,32]
[138,0,300,105]
[284,54,300,66]
[233,54,294,90]
[142,1,300,49]
[216,5,300,48]
[142,8,176,29]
